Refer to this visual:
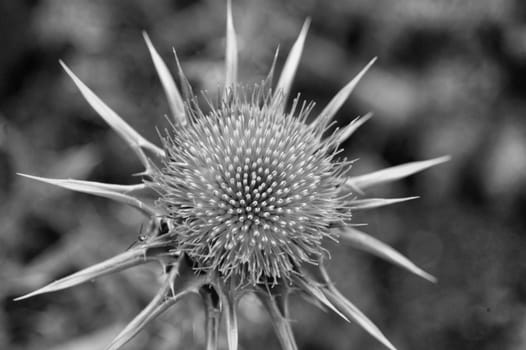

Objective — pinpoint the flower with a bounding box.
[16,2,449,350]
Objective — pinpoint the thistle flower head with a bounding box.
[154,88,349,284]
[16,2,449,350]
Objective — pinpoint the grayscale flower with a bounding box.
[16,1,448,349]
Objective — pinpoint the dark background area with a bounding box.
[1,0,526,349]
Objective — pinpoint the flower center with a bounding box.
[156,99,346,284]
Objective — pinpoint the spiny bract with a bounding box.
[17,2,448,350]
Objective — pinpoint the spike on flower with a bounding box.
[16,3,449,350]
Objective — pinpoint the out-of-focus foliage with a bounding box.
[1,0,526,349]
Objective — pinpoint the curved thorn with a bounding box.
[106,297,176,350]
[225,0,238,91]
[15,246,158,301]
[338,227,436,282]
[17,174,158,216]
[173,48,194,101]
[322,287,397,350]
[291,275,349,322]
[264,46,280,90]
[315,58,377,129]
[331,112,373,147]
[106,268,187,350]
[59,61,165,169]
[143,32,186,126]
[258,292,298,350]
[273,19,310,110]
[348,196,419,210]
[346,156,451,190]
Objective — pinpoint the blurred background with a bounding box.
[1,0,526,349]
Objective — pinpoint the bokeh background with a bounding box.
[1,0,526,349]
